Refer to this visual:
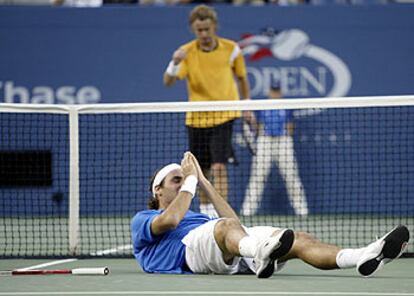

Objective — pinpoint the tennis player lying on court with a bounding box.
[131,152,409,278]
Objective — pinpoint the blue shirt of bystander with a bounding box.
[256,109,293,137]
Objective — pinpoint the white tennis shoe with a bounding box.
[357,225,409,277]
[254,228,295,278]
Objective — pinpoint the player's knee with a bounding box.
[215,218,241,236]
[295,231,314,242]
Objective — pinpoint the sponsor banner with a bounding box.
[0,5,413,104]
[0,6,413,216]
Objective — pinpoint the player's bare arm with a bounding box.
[287,122,295,136]
[188,152,239,220]
[238,75,258,130]
[163,48,187,86]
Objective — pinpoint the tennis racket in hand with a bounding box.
[242,120,257,156]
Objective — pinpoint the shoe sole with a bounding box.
[358,225,410,277]
[258,229,295,279]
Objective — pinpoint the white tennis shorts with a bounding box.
[181,219,282,275]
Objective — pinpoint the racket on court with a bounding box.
[242,120,257,156]
[0,267,109,276]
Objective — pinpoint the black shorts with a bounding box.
[187,120,235,170]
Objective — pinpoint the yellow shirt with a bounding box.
[177,38,247,128]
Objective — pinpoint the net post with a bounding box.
[69,107,80,256]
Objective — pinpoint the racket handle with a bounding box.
[2,270,71,276]
[71,267,109,275]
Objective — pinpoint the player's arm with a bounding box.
[150,191,193,236]
[151,154,198,235]
[163,48,187,87]
[286,110,295,136]
[200,179,239,220]
[163,68,178,86]
[237,74,257,130]
[287,122,295,136]
[233,51,257,129]
[238,75,250,101]
[188,152,239,221]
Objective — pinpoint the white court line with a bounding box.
[16,259,78,271]
[14,243,130,272]
[1,292,414,296]
[90,244,132,256]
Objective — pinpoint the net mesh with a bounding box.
[0,113,69,257]
[0,97,413,258]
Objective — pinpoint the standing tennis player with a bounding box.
[131,151,409,277]
[163,5,256,217]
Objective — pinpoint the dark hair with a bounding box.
[147,168,164,210]
[189,5,218,26]
[147,196,159,210]
[270,81,281,91]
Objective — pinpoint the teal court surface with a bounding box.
[1,258,413,296]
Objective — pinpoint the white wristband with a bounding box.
[166,60,180,77]
[179,175,198,198]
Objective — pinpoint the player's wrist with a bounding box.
[166,60,180,77]
[179,175,198,198]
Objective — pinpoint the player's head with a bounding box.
[269,81,282,99]
[189,5,218,47]
[148,163,183,210]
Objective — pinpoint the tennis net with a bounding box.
[0,95,413,258]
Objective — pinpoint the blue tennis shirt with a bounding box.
[131,209,213,274]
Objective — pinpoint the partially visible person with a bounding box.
[131,151,410,278]
[241,82,308,216]
[163,5,256,217]
[232,0,306,4]
[104,0,138,4]
[232,0,266,5]
[139,0,190,5]
[51,0,102,6]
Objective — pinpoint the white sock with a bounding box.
[239,236,259,258]
[199,203,218,218]
[336,248,366,269]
